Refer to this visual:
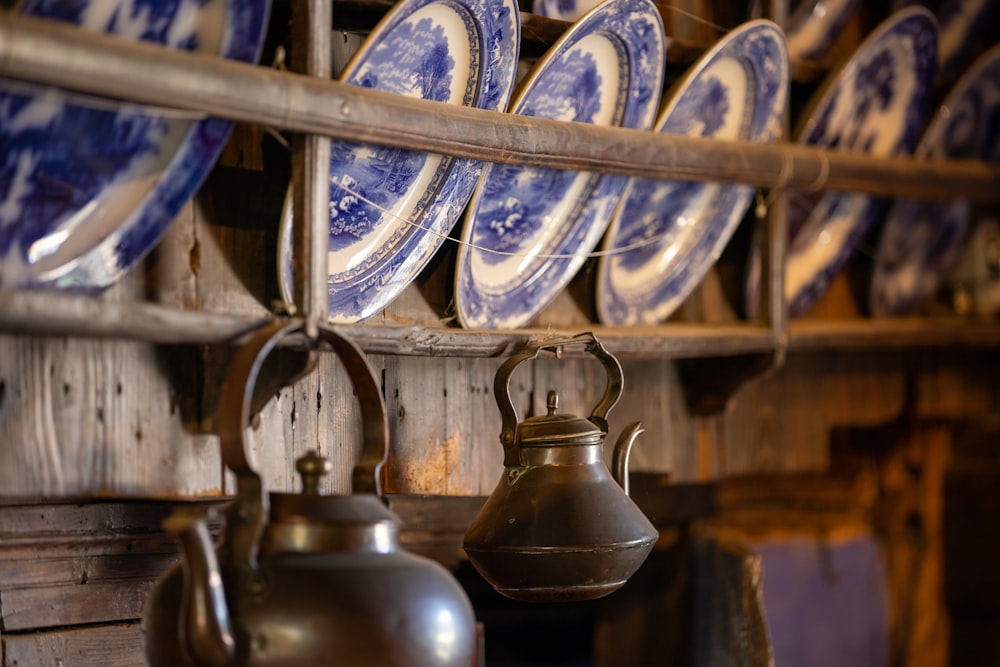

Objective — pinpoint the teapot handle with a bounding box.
[494,332,624,467]
[216,320,389,572]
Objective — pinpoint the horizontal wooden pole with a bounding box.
[1,13,998,203]
[0,289,264,345]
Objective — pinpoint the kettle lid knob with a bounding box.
[296,450,332,495]
[546,390,559,415]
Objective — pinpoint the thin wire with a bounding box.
[659,3,730,34]
[328,176,686,260]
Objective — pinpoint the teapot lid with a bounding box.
[517,391,604,447]
[269,450,398,525]
[265,451,401,554]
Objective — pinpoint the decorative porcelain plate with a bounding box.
[596,20,789,326]
[453,0,666,329]
[0,0,270,290]
[785,0,861,62]
[870,43,1000,317]
[783,6,938,317]
[277,0,520,322]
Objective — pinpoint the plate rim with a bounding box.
[277,0,521,322]
[783,5,939,317]
[453,0,667,329]
[2,0,271,290]
[785,0,861,63]
[869,41,1000,317]
[595,18,789,326]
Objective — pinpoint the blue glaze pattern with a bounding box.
[533,0,599,22]
[784,7,938,317]
[0,0,270,289]
[870,44,1000,316]
[597,20,788,326]
[278,0,519,322]
[455,0,666,329]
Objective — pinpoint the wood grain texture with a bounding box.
[2,581,156,631]
[2,623,145,667]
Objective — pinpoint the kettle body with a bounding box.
[146,503,475,666]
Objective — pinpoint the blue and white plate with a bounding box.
[0,0,270,290]
[784,6,937,317]
[454,0,666,329]
[870,43,1000,316]
[277,0,520,322]
[785,0,861,63]
[596,20,788,326]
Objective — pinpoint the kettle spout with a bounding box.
[163,508,238,667]
[611,421,644,496]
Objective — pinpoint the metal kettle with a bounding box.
[144,321,476,666]
[463,333,658,602]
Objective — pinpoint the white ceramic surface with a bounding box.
[277,0,520,322]
[0,0,270,290]
[782,7,938,317]
[870,43,1000,316]
[454,0,667,329]
[597,20,789,326]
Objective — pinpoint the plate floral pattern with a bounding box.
[870,43,1000,316]
[454,0,666,329]
[784,6,938,317]
[597,20,789,326]
[0,0,270,290]
[278,0,520,322]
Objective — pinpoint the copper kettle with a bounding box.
[144,321,476,666]
[463,333,658,602]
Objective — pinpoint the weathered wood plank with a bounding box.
[2,623,146,667]
[1,580,156,631]
[0,554,178,591]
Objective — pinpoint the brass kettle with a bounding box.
[463,333,658,602]
[144,321,476,666]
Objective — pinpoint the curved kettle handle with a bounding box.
[216,320,389,572]
[493,332,624,467]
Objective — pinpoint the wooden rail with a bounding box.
[1,13,999,203]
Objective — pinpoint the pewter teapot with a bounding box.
[463,333,658,602]
[144,321,475,666]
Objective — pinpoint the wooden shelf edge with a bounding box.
[0,288,777,358]
[332,322,777,359]
[788,317,1000,350]
[0,289,266,345]
[5,290,1000,356]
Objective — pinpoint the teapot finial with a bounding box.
[296,450,332,495]
[546,390,559,415]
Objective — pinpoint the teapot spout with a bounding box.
[163,508,238,667]
[611,421,644,496]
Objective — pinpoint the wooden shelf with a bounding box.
[788,318,1000,351]
[1,11,998,365]
[0,288,774,358]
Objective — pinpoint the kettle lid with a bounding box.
[269,450,399,526]
[517,391,604,447]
